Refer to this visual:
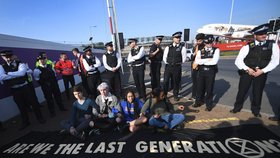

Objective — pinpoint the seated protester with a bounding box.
[60,85,99,140]
[120,89,148,132]
[89,82,122,132]
[141,88,185,131]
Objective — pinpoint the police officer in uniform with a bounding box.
[149,35,164,90]
[163,32,187,101]
[0,50,46,130]
[72,48,91,96]
[82,46,102,99]
[33,55,67,117]
[189,33,205,101]
[230,24,279,117]
[103,42,122,98]
[193,35,220,111]
[127,38,146,100]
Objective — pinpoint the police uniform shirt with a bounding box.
[0,62,28,82]
[149,43,163,61]
[195,47,220,65]
[102,51,122,71]
[163,43,187,64]
[127,46,145,63]
[82,55,101,72]
[235,41,279,73]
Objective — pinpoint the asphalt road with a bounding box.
[180,58,280,115]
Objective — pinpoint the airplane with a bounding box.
[197,23,257,39]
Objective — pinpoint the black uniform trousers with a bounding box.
[132,65,146,99]
[87,72,101,99]
[191,65,199,98]
[80,72,91,96]
[11,84,44,124]
[103,70,121,98]
[163,64,182,98]
[234,73,267,115]
[150,61,162,90]
[62,75,75,99]
[195,66,216,108]
[40,80,65,114]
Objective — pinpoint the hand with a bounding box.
[89,121,95,127]
[69,127,77,135]
[84,114,91,119]
[252,68,264,77]
[153,114,160,119]
[247,68,255,76]
[178,105,185,111]
[112,67,118,72]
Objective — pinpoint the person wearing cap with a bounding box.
[35,52,54,68]
[189,33,205,101]
[193,35,220,111]
[33,55,67,117]
[82,46,102,99]
[103,42,122,98]
[163,31,187,101]
[89,82,122,132]
[0,50,46,130]
[72,48,91,96]
[127,38,146,100]
[149,35,164,90]
[55,53,75,99]
[230,23,279,117]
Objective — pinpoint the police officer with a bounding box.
[103,42,122,98]
[0,50,46,130]
[230,23,279,117]
[149,35,164,90]
[189,33,205,101]
[163,31,187,101]
[72,48,91,95]
[127,38,146,100]
[35,52,54,68]
[193,35,220,111]
[82,46,102,99]
[33,55,67,117]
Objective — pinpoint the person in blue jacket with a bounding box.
[120,89,148,132]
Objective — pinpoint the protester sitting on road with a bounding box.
[119,89,148,132]
[88,82,122,133]
[60,85,99,140]
[141,88,185,132]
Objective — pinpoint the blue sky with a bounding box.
[0,0,279,44]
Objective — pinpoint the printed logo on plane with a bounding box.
[225,138,264,158]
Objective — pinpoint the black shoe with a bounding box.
[253,113,262,118]
[38,118,46,124]
[59,129,68,135]
[89,129,101,136]
[205,107,212,112]
[193,102,202,108]
[230,109,240,113]
[268,116,280,121]
[18,122,30,131]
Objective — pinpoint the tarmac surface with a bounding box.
[0,60,280,148]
